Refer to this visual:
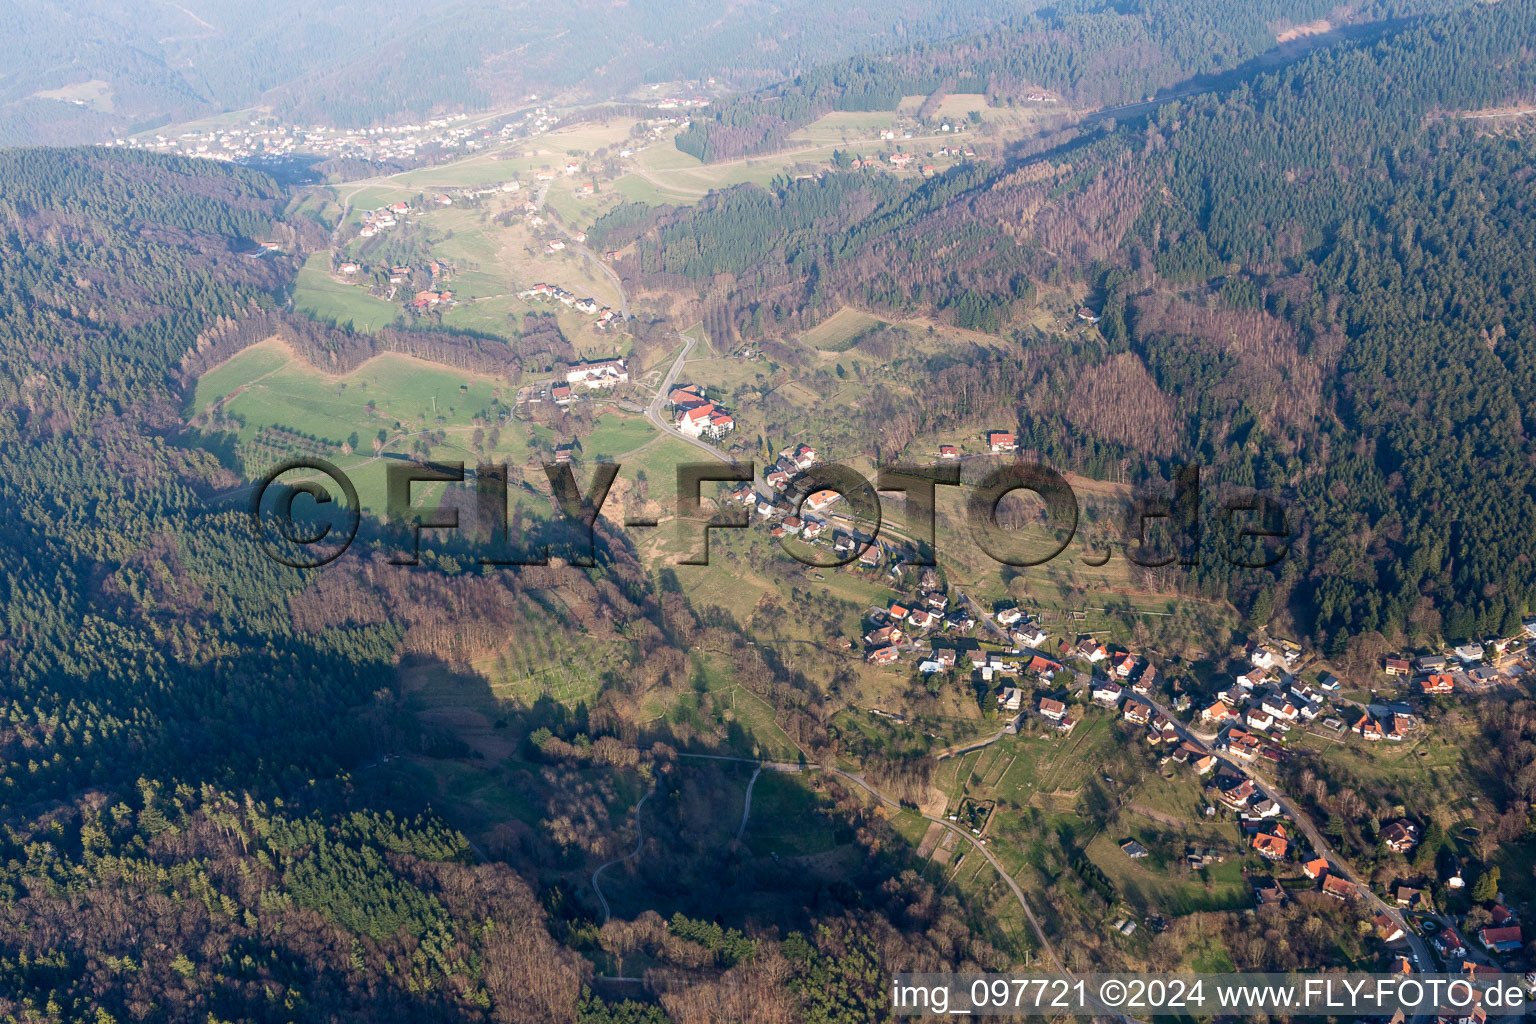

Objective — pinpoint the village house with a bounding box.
[867,646,900,665]
[1303,857,1331,880]
[1373,914,1406,942]
[945,609,975,632]
[1252,832,1288,860]
[1321,875,1356,901]
[1028,655,1063,677]
[1246,709,1275,731]
[1480,925,1523,953]
[1436,928,1467,958]
[805,489,841,513]
[1077,638,1107,663]
[864,625,904,647]
[998,687,1024,712]
[918,648,956,674]
[1454,643,1485,664]
[1261,695,1300,722]
[1223,728,1264,760]
[1384,656,1412,676]
[1039,697,1067,721]
[1381,819,1420,854]
[1216,778,1256,810]
[995,607,1024,626]
[781,444,818,470]
[1395,886,1426,910]
[1201,702,1239,726]
[939,444,959,459]
[1122,702,1151,726]
[1092,681,1123,707]
[1249,644,1279,671]
[987,431,1018,453]
[1250,798,1282,819]
[1354,715,1385,741]
[1012,623,1049,648]
[1236,669,1267,690]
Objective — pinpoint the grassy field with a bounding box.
[292,252,400,331]
[742,772,845,856]
[190,340,513,444]
[801,307,885,352]
[189,338,628,514]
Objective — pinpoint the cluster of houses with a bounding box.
[358,200,415,238]
[1086,655,1193,751]
[518,282,618,325]
[717,443,884,561]
[106,112,485,169]
[409,288,455,311]
[1194,642,1330,758]
[1384,626,1536,695]
[864,578,1007,670]
[669,384,736,439]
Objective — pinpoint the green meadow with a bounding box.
[291,252,400,331]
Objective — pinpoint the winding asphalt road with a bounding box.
[591,786,655,923]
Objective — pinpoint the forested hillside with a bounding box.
[613,0,1536,649]
[673,0,1467,162]
[0,146,1018,1021]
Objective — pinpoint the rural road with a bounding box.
[738,765,763,841]
[642,330,734,463]
[591,786,654,923]
[534,180,631,320]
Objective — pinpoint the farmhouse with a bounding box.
[987,431,1017,453]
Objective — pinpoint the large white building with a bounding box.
[566,358,629,389]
